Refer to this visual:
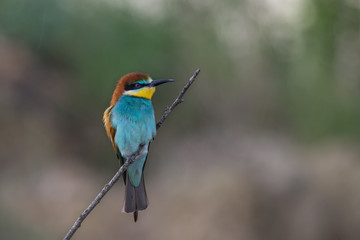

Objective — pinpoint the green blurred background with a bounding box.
[1,0,360,239]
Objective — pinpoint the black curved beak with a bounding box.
[150,79,175,87]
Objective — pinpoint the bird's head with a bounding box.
[110,72,175,105]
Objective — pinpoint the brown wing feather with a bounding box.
[103,106,118,153]
[104,106,127,183]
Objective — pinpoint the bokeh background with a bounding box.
[1,0,360,239]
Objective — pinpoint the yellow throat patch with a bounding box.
[126,87,156,99]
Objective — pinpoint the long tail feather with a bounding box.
[123,174,148,222]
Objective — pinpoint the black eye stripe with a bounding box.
[124,83,150,91]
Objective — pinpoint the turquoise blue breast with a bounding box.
[111,95,156,186]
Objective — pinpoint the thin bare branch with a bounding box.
[63,68,200,240]
[63,144,144,240]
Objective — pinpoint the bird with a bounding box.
[103,72,174,222]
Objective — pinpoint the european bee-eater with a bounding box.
[103,72,174,222]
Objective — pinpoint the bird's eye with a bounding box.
[134,83,142,89]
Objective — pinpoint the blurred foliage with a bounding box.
[287,0,360,140]
[0,0,232,106]
[0,0,359,141]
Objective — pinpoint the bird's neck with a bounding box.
[119,95,152,105]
